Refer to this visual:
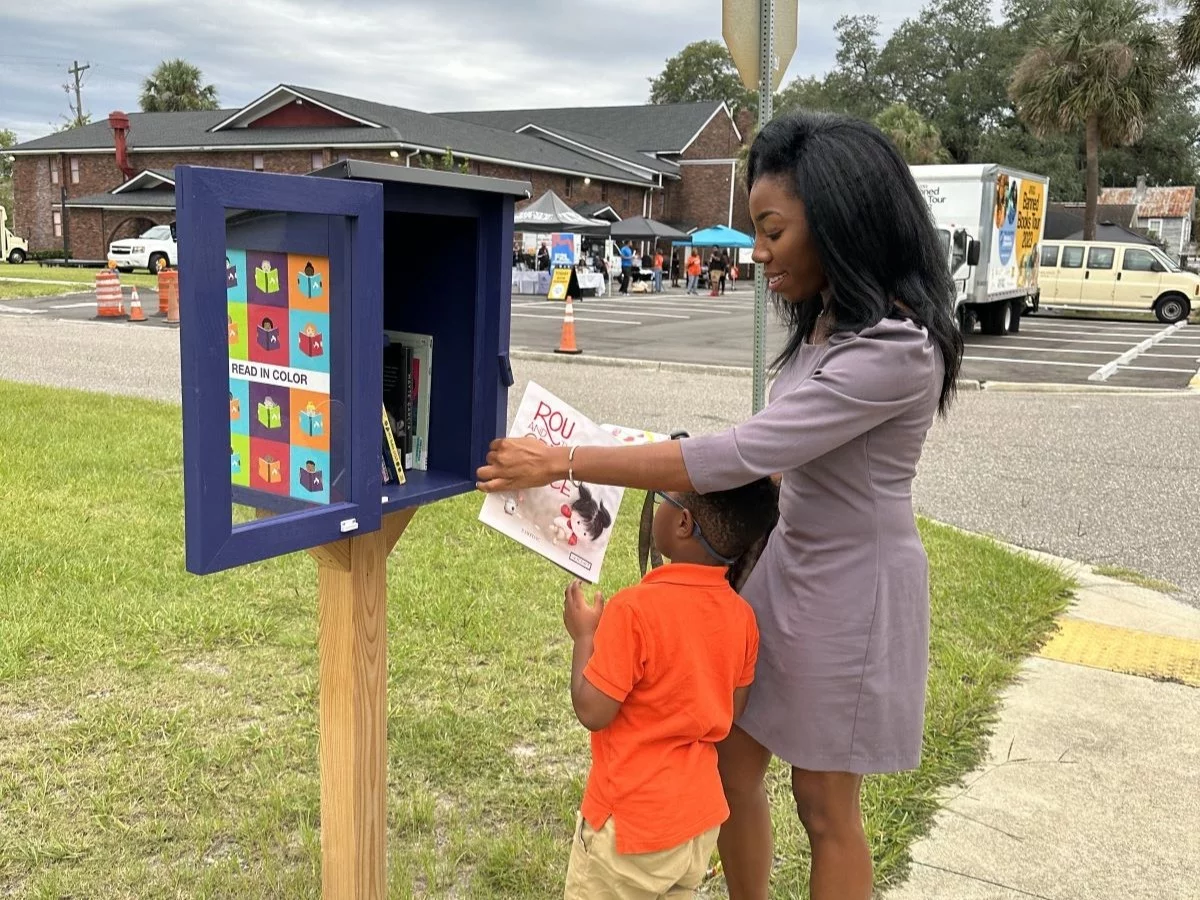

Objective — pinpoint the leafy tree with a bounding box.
[648,40,755,115]
[1010,0,1169,238]
[0,128,14,220]
[822,16,887,120]
[878,0,1008,162]
[140,59,220,112]
[874,104,951,163]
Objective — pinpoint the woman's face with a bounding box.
[749,173,827,303]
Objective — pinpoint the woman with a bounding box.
[477,112,963,900]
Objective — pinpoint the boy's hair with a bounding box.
[679,478,779,562]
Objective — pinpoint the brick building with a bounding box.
[8,84,751,262]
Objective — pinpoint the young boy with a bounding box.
[561,478,778,899]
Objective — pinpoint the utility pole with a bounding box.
[66,60,90,128]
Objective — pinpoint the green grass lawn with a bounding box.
[0,262,160,297]
[1092,564,1180,594]
[0,380,1073,899]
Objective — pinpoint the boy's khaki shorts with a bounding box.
[563,812,719,900]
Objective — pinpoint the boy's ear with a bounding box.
[673,507,694,541]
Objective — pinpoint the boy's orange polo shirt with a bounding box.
[581,563,759,855]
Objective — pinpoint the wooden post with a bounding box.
[309,508,415,899]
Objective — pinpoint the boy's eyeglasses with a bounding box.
[653,491,737,566]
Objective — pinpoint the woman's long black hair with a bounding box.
[747,111,964,413]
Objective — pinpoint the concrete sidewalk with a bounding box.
[886,550,1200,900]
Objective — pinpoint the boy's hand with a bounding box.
[564,580,605,641]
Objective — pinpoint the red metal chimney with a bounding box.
[108,111,136,180]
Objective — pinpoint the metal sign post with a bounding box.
[724,0,796,412]
[751,0,775,413]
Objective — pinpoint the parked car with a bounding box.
[108,224,176,274]
[1038,240,1198,324]
[1,206,29,264]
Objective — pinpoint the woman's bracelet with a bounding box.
[568,445,581,487]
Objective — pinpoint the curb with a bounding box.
[978,380,1195,395]
[510,349,754,378]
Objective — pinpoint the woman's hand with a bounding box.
[476,437,564,493]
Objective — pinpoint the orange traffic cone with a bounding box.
[128,286,147,322]
[554,296,582,355]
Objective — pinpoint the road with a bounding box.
[1,315,1197,607]
[510,289,1200,389]
[4,284,1197,389]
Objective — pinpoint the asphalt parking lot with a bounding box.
[963,313,1200,390]
[3,284,1197,390]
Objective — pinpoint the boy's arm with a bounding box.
[732,685,752,722]
[570,635,622,732]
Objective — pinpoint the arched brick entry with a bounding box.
[106,216,160,246]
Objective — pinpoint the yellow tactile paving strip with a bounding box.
[1038,618,1200,687]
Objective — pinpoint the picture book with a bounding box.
[478,382,624,583]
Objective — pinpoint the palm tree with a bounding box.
[1009,0,1168,240]
[874,104,951,164]
[1177,1,1200,70]
[140,59,220,113]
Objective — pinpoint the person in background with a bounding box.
[537,242,550,272]
[708,249,725,297]
[671,252,682,288]
[719,250,732,295]
[619,241,634,295]
[686,249,702,294]
[653,247,665,293]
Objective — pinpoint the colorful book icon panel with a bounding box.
[228,247,333,506]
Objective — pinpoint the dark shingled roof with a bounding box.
[518,124,679,176]
[441,101,728,154]
[9,86,660,186]
[65,192,178,210]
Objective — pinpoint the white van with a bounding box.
[1038,240,1197,323]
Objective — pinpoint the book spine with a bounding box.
[415,342,431,470]
[382,404,405,485]
[403,346,414,470]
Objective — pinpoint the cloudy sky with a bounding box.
[1,0,923,143]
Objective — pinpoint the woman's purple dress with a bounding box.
[681,317,943,773]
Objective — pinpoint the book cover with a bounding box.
[599,423,671,445]
[479,382,624,583]
[385,331,432,471]
[382,340,409,455]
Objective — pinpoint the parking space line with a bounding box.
[584,300,737,314]
[978,334,1200,347]
[1088,321,1189,382]
[963,355,1194,373]
[47,302,99,310]
[512,313,642,325]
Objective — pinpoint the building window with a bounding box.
[601,182,609,202]
[52,209,62,238]
[70,157,80,184]
[564,178,575,199]
[50,158,59,185]
[311,151,324,171]
[252,154,265,171]
[1146,217,1164,238]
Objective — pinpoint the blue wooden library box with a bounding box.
[177,162,529,575]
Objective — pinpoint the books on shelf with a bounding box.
[478,381,624,583]
[382,331,433,482]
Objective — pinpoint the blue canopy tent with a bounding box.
[673,224,754,248]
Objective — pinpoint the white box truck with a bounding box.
[910,164,1048,335]
[1,206,29,265]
